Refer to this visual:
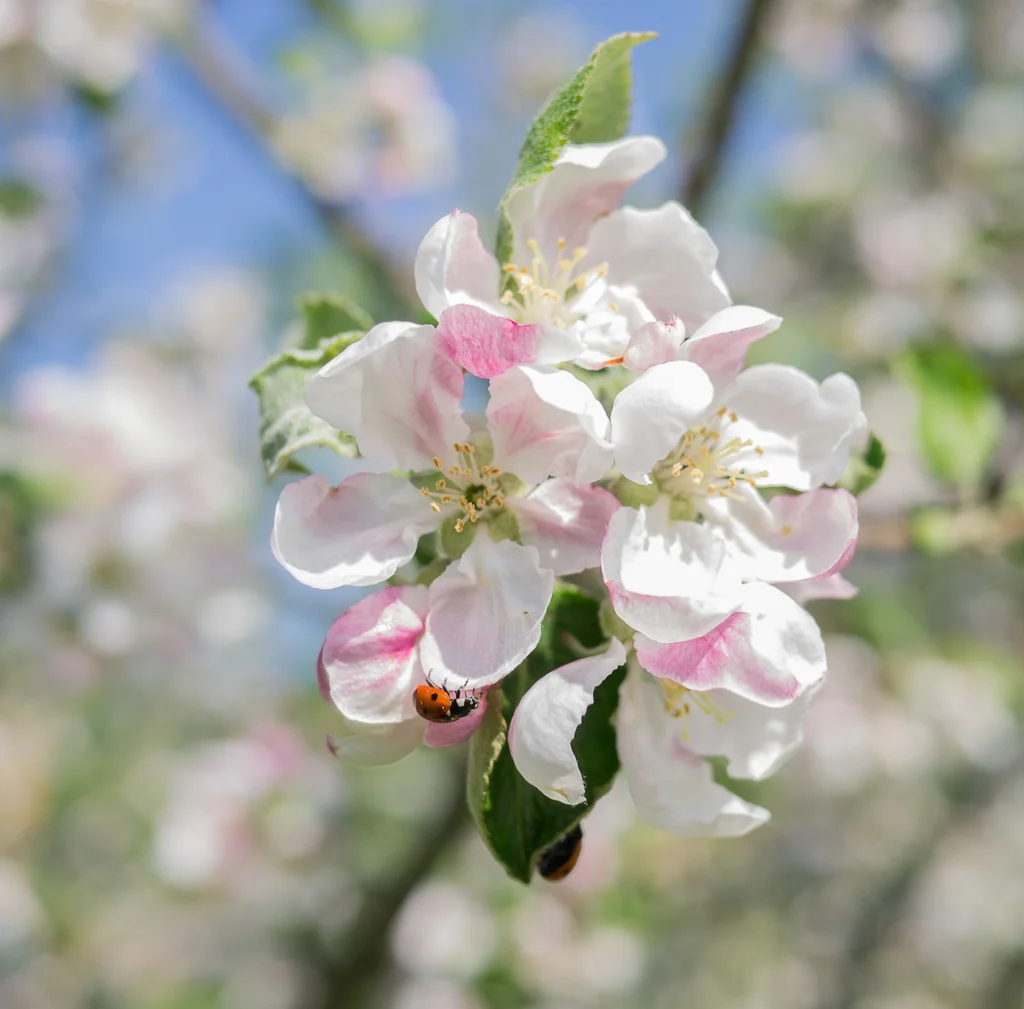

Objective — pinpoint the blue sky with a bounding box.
[0,0,810,385]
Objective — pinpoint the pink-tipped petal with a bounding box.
[271,472,439,589]
[633,582,827,707]
[508,639,627,804]
[510,479,620,575]
[423,693,489,748]
[617,670,770,837]
[703,487,859,584]
[318,585,430,724]
[622,318,686,372]
[610,360,715,484]
[488,365,613,485]
[783,573,858,605]
[438,304,581,378]
[306,323,468,471]
[601,503,741,643]
[420,536,554,690]
[681,305,782,387]
[414,210,503,319]
[505,136,667,264]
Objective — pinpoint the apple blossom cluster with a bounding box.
[271,134,867,840]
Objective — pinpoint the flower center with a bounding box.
[500,237,609,327]
[420,442,505,533]
[659,679,731,740]
[653,406,769,504]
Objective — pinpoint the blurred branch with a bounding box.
[822,757,1024,1009]
[175,14,417,315]
[303,755,471,1009]
[679,0,779,217]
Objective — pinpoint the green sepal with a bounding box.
[494,32,656,270]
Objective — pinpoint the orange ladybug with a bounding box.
[413,674,480,723]
[537,824,583,881]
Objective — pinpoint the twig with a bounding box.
[304,756,471,1008]
[679,0,779,218]
[174,14,417,316]
[822,757,1024,1009]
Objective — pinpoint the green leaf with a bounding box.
[249,331,363,481]
[494,32,656,268]
[837,432,887,496]
[897,346,1004,493]
[292,293,374,350]
[468,586,624,883]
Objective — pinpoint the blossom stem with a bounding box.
[679,0,780,217]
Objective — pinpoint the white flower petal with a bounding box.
[680,686,819,781]
[610,360,715,484]
[508,639,627,805]
[622,318,686,372]
[585,202,732,333]
[509,479,620,575]
[680,305,782,387]
[438,304,581,378]
[306,322,469,470]
[702,487,859,584]
[724,365,867,490]
[505,136,667,264]
[617,670,770,837]
[317,585,429,724]
[633,581,827,706]
[783,572,858,605]
[271,473,438,589]
[488,365,613,485]
[420,536,554,689]
[573,288,654,370]
[325,716,425,767]
[414,210,503,319]
[601,503,741,643]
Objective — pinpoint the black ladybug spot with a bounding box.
[431,692,439,701]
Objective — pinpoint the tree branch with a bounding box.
[175,13,417,316]
[680,0,779,218]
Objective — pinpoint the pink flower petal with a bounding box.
[423,693,489,748]
[414,210,503,319]
[509,479,620,575]
[680,305,782,387]
[272,472,439,589]
[633,582,826,707]
[318,585,429,724]
[488,366,613,485]
[702,486,859,584]
[420,536,553,689]
[306,322,469,471]
[504,136,667,266]
[622,318,685,372]
[438,304,581,379]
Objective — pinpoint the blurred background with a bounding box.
[1,1,1023,1007]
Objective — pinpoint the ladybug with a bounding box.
[413,674,480,723]
[537,824,583,882]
